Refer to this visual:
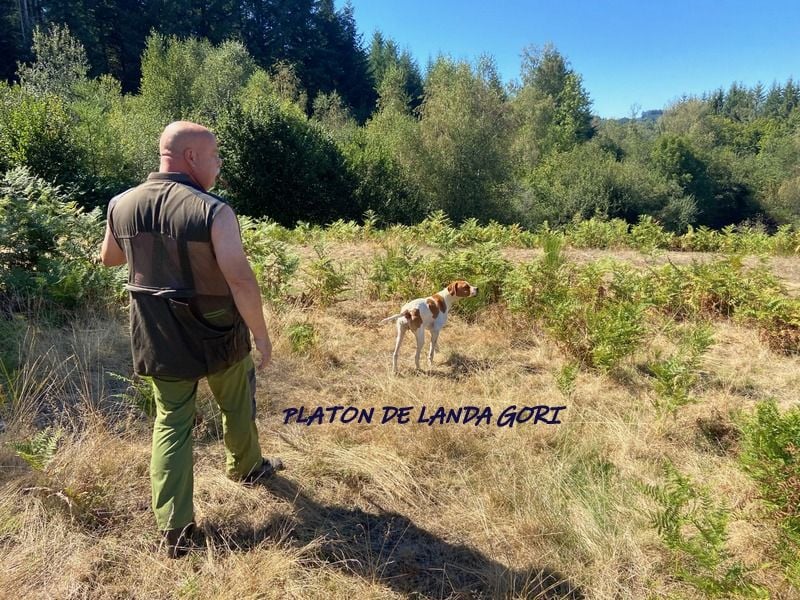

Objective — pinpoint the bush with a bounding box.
[519,143,682,229]
[12,427,62,472]
[238,217,300,304]
[0,167,124,309]
[217,99,359,224]
[367,243,424,301]
[629,215,675,251]
[649,323,714,412]
[503,236,646,370]
[0,85,87,190]
[564,216,629,249]
[340,123,426,225]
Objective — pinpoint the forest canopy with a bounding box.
[1,1,799,229]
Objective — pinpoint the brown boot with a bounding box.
[241,457,285,486]
[162,521,201,558]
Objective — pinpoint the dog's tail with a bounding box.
[380,313,405,324]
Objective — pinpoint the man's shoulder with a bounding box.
[169,182,230,212]
[108,185,139,213]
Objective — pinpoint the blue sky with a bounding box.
[335,0,800,119]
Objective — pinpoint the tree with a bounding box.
[651,134,755,227]
[511,44,594,170]
[307,0,375,121]
[415,56,512,222]
[138,33,211,121]
[0,0,23,81]
[192,40,257,122]
[17,24,89,99]
[368,31,423,111]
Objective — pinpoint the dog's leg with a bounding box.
[392,322,406,375]
[414,328,425,371]
[428,328,440,367]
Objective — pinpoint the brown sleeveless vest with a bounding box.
[108,172,250,379]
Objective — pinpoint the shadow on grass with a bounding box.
[208,475,584,599]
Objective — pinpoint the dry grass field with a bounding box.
[1,241,799,600]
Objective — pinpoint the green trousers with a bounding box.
[149,354,263,531]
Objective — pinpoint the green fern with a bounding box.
[108,371,156,418]
[302,243,349,307]
[641,464,767,598]
[287,322,317,355]
[650,323,713,413]
[12,427,62,471]
[739,400,800,585]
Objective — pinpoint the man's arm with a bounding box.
[210,205,272,369]
[100,222,126,266]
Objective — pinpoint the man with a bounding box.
[100,121,284,558]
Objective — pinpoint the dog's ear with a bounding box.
[447,282,456,295]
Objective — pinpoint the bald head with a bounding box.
[159,121,221,191]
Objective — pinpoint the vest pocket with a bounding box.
[168,299,249,375]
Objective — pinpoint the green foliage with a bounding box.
[565,217,629,249]
[138,33,212,120]
[412,210,458,248]
[239,217,300,304]
[192,40,257,122]
[503,237,646,370]
[2,27,133,209]
[514,44,593,161]
[218,98,359,224]
[555,362,579,399]
[108,372,156,418]
[739,400,800,584]
[139,33,260,123]
[0,167,125,308]
[367,243,423,300]
[17,24,89,100]
[301,244,350,307]
[416,56,512,222]
[629,215,675,251]
[518,142,687,230]
[0,84,86,187]
[68,75,138,208]
[368,32,423,112]
[286,322,318,355]
[642,464,767,598]
[12,427,62,471]
[340,114,427,225]
[649,323,713,412]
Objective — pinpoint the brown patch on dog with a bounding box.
[432,293,447,314]
[425,298,440,319]
[403,309,423,331]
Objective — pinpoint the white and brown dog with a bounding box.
[381,280,478,374]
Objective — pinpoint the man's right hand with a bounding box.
[254,337,272,370]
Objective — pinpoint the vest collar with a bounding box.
[147,172,204,191]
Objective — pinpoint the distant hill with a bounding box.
[608,109,664,123]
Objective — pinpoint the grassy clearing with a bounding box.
[1,239,799,599]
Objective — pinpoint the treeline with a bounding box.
[1,19,799,229]
[1,0,377,119]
